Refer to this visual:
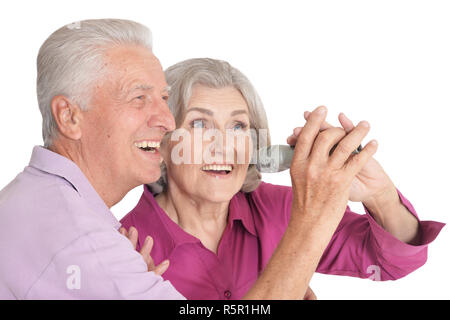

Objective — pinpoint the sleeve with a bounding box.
[315,189,445,281]
[25,228,185,300]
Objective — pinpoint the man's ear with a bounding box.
[50,95,83,141]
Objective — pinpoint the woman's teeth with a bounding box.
[135,140,160,152]
[201,164,233,173]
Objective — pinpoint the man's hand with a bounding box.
[287,110,392,203]
[244,106,377,300]
[119,226,170,276]
[289,105,378,231]
[289,110,421,245]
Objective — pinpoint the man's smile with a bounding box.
[134,140,161,153]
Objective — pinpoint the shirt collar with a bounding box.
[28,146,121,229]
[143,185,258,248]
[229,191,257,237]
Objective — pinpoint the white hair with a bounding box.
[36,19,153,147]
[148,58,271,194]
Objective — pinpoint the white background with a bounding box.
[0,0,448,299]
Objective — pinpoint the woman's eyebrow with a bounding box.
[186,107,214,116]
[230,109,248,116]
[186,108,248,117]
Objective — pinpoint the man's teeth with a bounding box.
[135,141,160,151]
[201,164,233,172]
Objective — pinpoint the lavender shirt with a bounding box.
[0,146,184,300]
[121,183,444,300]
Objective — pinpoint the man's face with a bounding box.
[80,45,175,190]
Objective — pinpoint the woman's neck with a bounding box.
[155,183,230,254]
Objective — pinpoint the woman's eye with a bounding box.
[136,95,145,100]
[162,95,169,101]
[232,122,248,131]
[192,119,206,129]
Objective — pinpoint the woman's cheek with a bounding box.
[239,134,253,165]
[166,133,197,165]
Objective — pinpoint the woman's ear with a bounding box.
[50,95,83,141]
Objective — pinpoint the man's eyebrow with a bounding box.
[129,84,154,92]
[127,84,171,93]
[164,85,171,93]
[186,107,214,116]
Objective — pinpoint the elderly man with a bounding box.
[0,19,185,299]
[0,19,442,300]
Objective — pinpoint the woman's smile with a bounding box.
[201,163,234,179]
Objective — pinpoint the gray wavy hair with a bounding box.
[148,58,271,194]
[37,19,153,147]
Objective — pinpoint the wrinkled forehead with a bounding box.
[99,45,167,93]
[186,85,249,113]
[102,44,157,66]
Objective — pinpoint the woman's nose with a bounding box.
[205,129,238,161]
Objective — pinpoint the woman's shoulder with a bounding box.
[244,181,293,225]
[119,186,175,258]
[119,186,165,235]
[239,182,293,264]
[248,181,293,204]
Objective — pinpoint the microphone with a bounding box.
[256,144,362,173]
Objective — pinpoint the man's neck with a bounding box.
[48,142,129,208]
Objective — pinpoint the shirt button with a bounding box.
[224,290,232,299]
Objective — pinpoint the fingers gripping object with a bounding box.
[256,144,363,173]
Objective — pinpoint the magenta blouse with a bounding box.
[120,182,444,300]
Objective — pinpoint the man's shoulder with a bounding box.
[1,166,108,222]
[0,168,116,299]
[0,167,113,265]
[2,169,80,219]
[0,166,77,210]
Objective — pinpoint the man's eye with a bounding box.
[162,95,169,101]
[136,95,146,100]
[191,119,206,129]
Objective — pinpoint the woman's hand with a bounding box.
[119,226,170,275]
[287,110,392,203]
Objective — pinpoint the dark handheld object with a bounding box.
[256,143,363,173]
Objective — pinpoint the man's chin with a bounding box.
[139,167,162,185]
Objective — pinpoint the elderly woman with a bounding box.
[121,58,444,300]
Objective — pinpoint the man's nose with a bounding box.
[147,97,176,133]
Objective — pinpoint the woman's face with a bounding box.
[163,84,253,203]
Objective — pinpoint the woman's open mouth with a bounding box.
[201,164,233,176]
